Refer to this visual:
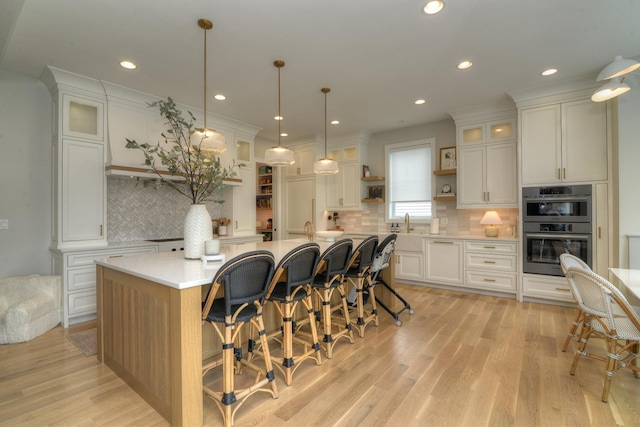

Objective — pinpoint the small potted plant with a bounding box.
[126,97,243,258]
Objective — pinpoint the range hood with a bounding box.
[102,81,259,185]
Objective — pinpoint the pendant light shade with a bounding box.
[197,18,226,154]
[597,55,640,81]
[265,60,295,166]
[314,88,339,175]
[591,77,631,102]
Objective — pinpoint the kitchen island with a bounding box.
[95,237,396,426]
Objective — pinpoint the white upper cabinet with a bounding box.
[449,102,518,209]
[324,137,368,211]
[285,145,316,177]
[62,94,105,141]
[520,98,607,185]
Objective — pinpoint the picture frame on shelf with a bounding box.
[362,164,370,177]
[367,185,384,199]
[440,146,456,170]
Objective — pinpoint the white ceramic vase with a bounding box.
[183,204,212,259]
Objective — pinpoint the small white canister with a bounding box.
[205,239,220,255]
[430,218,440,235]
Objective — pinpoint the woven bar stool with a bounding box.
[252,242,322,385]
[344,235,378,338]
[311,238,354,359]
[201,250,278,427]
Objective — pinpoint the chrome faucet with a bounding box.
[404,213,411,233]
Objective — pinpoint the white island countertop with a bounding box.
[609,268,640,304]
[95,238,339,290]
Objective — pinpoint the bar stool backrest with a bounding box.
[348,236,378,274]
[316,239,353,283]
[203,250,275,317]
[272,243,321,295]
[559,253,591,274]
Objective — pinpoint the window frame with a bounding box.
[384,137,436,224]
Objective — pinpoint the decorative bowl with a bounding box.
[316,230,345,242]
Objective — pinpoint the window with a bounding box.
[385,138,435,222]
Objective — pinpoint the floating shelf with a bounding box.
[361,176,385,181]
[361,198,384,203]
[433,169,456,176]
[433,195,457,201]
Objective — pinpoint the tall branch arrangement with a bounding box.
[125,97,243,204]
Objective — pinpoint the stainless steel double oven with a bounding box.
[522,185,592,277]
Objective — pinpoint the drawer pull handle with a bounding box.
[556,287,570,292]
[483,278,496,282]
[434,241,453,244]
[483,260,496,264]
[483,246,496,249]
[109,255,123,258]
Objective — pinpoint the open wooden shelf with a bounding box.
[361,176,385,181]
[361,198,384,203]
[433,195,457,201]
[433,169,456,176]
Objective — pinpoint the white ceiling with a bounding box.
[1,0,639,142]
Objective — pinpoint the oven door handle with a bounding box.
[524,197,589,203]
[525,233,590,240]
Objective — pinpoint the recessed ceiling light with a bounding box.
[331,120,340,125]
[457,61,473,70]
[274,116,283,121]
[214,94,226,100]
[541,68,558,76]
[120,60,136,70]
[415,99,426,105]
[423,0,444,15]
[280,132,288,137]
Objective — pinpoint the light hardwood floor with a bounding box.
[1,284,639,426]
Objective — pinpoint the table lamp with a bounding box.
[480,211,502,237]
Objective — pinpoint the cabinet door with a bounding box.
[62,139,105,243]
[593,183,609,276]
[425,240,463,284]
[284,176,315,234]
[285,146,316,176]
[562,99,608,183]
[62,94,104,141]
[233,165,255,234]
[457,146,486,206]
[458,123,485,145]
[485,142,517,206]
[395,252,424,281]
[521,105,562,185]
[327,162,360,209]
[486,118,516,143]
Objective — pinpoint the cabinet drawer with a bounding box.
[67,246,156,267]
[464,270,516,293]
[465,241,517,254]
[522,275,573,302]
[465,253,516,272]
[68,290,96,315]
[68,266,96,291]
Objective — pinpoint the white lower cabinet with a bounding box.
[395,251,424,281]
[425,239,463,284]
[522,274,573,303]
[462,240,517,294]
[54,245,158,327]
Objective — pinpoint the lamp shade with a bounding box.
[480,211,502,225]
[200,129,227,153]
[597,55,640,81]
[313,158,339,175]
[265,145,295,166]
[591,77,631,102]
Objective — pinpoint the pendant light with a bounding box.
[197,18,226,153]
[264,60,295,166]
[592,55,640,103]
[313,88,339,175]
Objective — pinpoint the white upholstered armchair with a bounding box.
[0,275,62,344]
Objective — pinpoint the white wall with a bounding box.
[616,77,640,268]
[0,69,52,277]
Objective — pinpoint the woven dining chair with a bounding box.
[201,250,278,427]
[564,266,640,402]
[559,253,592,352]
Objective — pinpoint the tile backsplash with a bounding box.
[330,203,519,238]
[107,177,225,242]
